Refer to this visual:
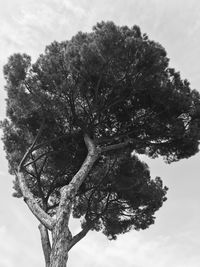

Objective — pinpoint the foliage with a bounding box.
[1,21,200,239]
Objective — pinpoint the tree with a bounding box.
[1,21,200,267]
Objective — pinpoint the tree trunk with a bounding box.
[49,134,99,266]
[17,133,98,266]
[49,185,73,267]
[49,224,72,267]
[38,224,51,267]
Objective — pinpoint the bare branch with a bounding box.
[69,134,99,191]
[31,130,80,153]
[24,151,53,168]
[19,122,45,170]
[32,155,45,202]
[68,189,114,251]
[24,147,71,169]
[16,171,55,230]
[100,140,131,153]
[38,156,48,176]
[55,134,99,227]
[16,121,56,230]
[68,224,91,251]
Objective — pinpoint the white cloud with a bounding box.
[69,230,200,267]
[0,0,88,64]
[61,0,86,17]
[0,224,43,267]
[0,171,7,176]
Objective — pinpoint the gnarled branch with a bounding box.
[17,171,55,230]
[17,123,55,230]
[55,134,99,226]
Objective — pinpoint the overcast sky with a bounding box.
[0,0,200,266]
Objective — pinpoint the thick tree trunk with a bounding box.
[49,211,72,266]
[49,225,71,267]
[49,185,73,267]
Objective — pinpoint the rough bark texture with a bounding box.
[16,134,98,266]
[48,134,99,266]
[49,184,72,267]
[50,222,72,267]
[39,224,51,267]
[69,134,99,191]
[16,123,55,230]
[17,171,55,230]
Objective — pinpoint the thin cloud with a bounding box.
[69,230,200,267]
[0,225,43,267]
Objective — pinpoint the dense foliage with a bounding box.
[1,21,200,239]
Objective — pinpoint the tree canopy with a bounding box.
[1,21,200,243]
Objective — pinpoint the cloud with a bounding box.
[0,0,89,63]
[69,229,200,267]
[0,225,42,267]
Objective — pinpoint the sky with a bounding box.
[0,0,200,266]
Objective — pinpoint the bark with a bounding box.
[69,134,99,192]
[49,222,72,267]
[68,225,91,251]
[39,224,51,267]
[49,134,99,266]
[18,122,45,170]
[18,132,98,266]
[17,171,55,230]
[100,139,131,152]
[17,122,55,230]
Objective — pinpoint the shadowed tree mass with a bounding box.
[1,21,200,267]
